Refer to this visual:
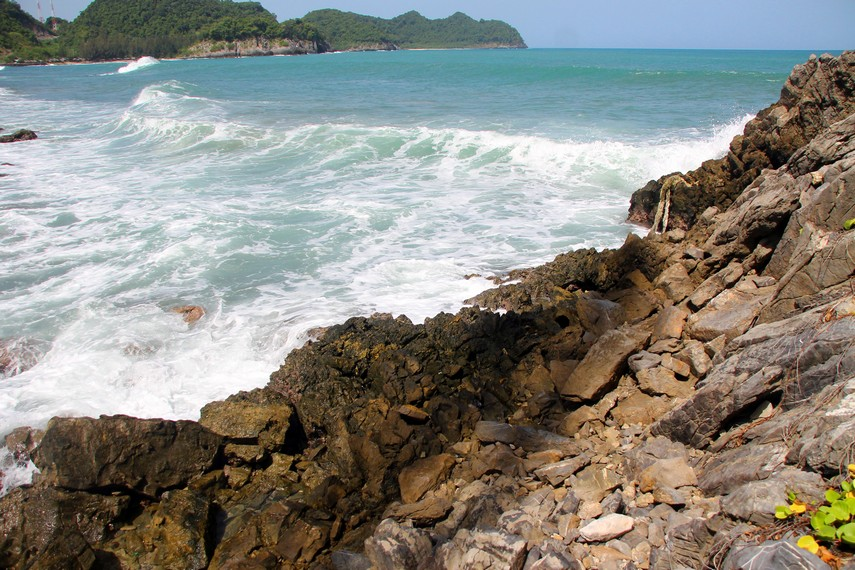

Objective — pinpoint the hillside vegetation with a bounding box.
[302,9,527,51]
[0,0,525,62]
[0,0,61,62]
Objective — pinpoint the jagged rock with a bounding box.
[364,519,433,570]
[627,351,662,373]
[623,436,690,481]
[660,353,691,379]
[384,496,453,525]
[609,390,672,427]
[571,465,623,503]
[34,415,222,497]
[687,262,745,311]
[577,297,626,337]
[534,454,592,486]
[628,52,855,229]
[560,328,650,403]
[579,514,634,543]
[698,442,789,495]
[676,340,713,377]
[0,129,37,143]
[102,489,211,570]
[434,528,528,570]
[398,453,455,504]
[654,303,855,447]
[0,486,128,569]
[721,539,832,570]
[331,550,372,570]
[557,406,599,436]
[199,388,294,452]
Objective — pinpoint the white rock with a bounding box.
[579,513,635,543]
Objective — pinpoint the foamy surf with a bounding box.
[117,56,160,74]
[0,49,803,494]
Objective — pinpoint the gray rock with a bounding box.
[331,550,372,570]
[721,539,832,570]
[627,351,662,373]
[688,262,745,311]
[623,436,690,481]
[720,469,825,525]
[676,340,713,378]
[654,303,855,447]
[436,528,528,570]
[698,443,788,495]
[571,465,624,503]
[364,519,433,570]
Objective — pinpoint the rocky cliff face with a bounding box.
[183,38,323,58]
[1,51,854,570]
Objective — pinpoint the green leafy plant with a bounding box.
[776,464,855,558]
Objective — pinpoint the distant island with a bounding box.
[0,0,526,64]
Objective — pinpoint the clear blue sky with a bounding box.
[20,0,855,50]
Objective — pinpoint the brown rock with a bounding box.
[636,367,693,399]
[199,388,293,451]
[638,458,698,492]
[653,263,695,303]
[0,129,37,143]
[557,406,599,436]
[398,453,455,504]
[34,415,222,497]
[685,288,772,342]
[661,353,691,378]
[171,305,205,323]
[572,465,623,503]
[560,328,650,403]
[652,306,688,342]
[609,391,671,427]
[397,404,430,424]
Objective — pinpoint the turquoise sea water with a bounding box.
[0,49,822,456]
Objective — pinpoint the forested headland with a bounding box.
[0,0,526,63]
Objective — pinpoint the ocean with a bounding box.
[0,49,820,478]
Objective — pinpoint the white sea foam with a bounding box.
[117,56,160,74]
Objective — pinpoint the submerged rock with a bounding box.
[0,129,37,143]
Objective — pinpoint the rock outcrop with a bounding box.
[0,129,37,143]
[628,51,855,231]
[1,51,854,570]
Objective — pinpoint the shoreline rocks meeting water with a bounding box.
[1,51,854,569]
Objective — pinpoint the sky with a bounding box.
[18,0,855,50]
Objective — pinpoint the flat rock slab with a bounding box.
[579,513,635,543]
[474,421,576,453]
[686,287,773,342]
[560,327,650,403]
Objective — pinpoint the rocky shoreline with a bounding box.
[1,51,854,570]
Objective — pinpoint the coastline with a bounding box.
[1,51,854,569]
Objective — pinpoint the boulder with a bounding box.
[636,367,693,399]
[0,129,37,143]
[653,263,695,303]
[637,458,697,493]
[652,306,688,342]
[685,287,773,342]
[398,453,455,504]
[34,415,222,497]
[199,388,294,452]
[171,305,205,323]
[560,328,650,403]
